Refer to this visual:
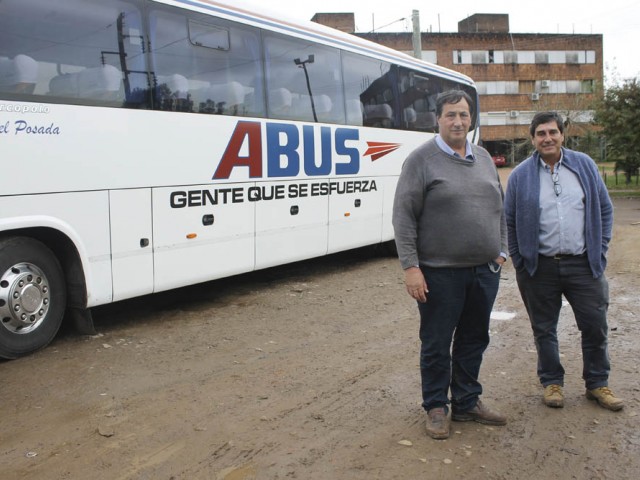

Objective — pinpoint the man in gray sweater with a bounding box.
[392,90,508,439]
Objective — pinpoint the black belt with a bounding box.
[543,253,587,260]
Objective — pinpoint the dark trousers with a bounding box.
[418,264,500,413]
[516,255,610,390]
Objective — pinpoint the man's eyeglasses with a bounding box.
[551,170,561,196]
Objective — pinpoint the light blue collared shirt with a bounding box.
[435,135,474,162]
[538,153,586,256]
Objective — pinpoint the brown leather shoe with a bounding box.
[426,407,450,439]
[452,400,507,426]
[543,384,564,408]
[586,387,624,411]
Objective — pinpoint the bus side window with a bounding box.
[148,6,264,117]
[396,68,443,133]
[364,104,394,128]
[191,81,247,116]
[264,33,344,124]
[345,99,364,126]
[49,65,124,102]
[0,54,38,94]
[155,73,192,112]
[268,88,293,116]
[342,51,395,129]
[0,0,146,107]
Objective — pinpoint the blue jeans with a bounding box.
[418,263,500,412]
[516,255,610,390]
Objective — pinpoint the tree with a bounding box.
[593,79,640,183]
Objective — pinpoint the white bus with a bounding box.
[0,0,479,358]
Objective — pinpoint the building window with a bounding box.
[565,52,580,64]
[475,81,519,95]
[535,52,549,64]
[581,79,595,93]
[451,49,596,65]
[519,51,535,63]
[421,51,437,63]
[486,81,504,94]
[549,51,567,63]
[566,81,581,93]
[503,51,517,64]
[505,81,519,94]
[471,51,487,64]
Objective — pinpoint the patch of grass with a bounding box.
[608,189,640,198]
[597,162,640,196]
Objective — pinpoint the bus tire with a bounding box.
[0,237,66,359]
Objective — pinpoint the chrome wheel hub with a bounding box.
[0,263,50,334]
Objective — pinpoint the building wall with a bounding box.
[458,14,509,33]
[354,31,602,151]
[310,13,355,33]
[311,14,603,158]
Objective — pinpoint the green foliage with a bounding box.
[566,130,603,162]
[593,79,640,183]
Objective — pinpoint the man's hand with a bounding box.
[404,267,428,303]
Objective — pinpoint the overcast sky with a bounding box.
[244,0,640,83]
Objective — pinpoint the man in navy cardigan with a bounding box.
[505,111,623,411]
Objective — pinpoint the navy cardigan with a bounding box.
[505,147,613,278]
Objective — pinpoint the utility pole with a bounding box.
[412,10,422,60]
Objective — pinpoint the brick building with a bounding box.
[312,13,603,163]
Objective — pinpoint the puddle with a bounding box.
[491,311,516,321]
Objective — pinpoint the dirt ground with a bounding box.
[2,178,640,479]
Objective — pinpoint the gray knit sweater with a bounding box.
[392,138,507,269]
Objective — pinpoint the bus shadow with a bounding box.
[77,244,391,336]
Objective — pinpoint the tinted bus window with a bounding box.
[263,34,345,124]
[396,66,478,132]
[342,52,395,129]
[0,0,147,107]
[397,67,439,132]
[148,6,265,117]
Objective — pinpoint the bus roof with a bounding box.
[156,0,474,86]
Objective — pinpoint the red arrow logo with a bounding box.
[363,141,401,161]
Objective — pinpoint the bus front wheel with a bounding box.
[0,237,66,359]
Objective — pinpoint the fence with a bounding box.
[601,167,640,188]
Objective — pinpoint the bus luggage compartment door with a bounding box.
[254,180,329,270]
[327,177,384,253]
[109,189,154,301]
[152,184,255,292]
